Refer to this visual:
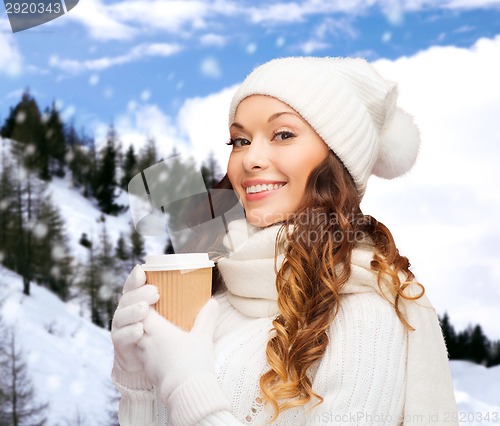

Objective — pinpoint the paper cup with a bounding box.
[142,253,214,331]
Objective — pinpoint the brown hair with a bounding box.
[257,151,424,418]
[187,151,424,420]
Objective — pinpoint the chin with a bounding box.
[245,210,286,228]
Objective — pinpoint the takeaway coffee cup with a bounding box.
[142,253,214,331]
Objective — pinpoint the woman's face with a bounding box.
[227,95,329,228]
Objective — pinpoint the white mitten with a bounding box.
[137,298,231,424]
[111,265,159,388]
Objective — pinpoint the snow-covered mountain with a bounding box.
[0,154,499,425]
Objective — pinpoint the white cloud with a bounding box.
[108,0,213,33]
[89,74,99,86]
[94,104,183,160]
[200,33,226,47]
[246,43,257,54]
[276,36,286,47]
[444,0,500,8]
[200,57,222,78]
[103,87,113,98]
[359,35,500,338]
[177,85,238,170]
[292,16,357,55]
[67,0,136,41]
[67,0,238,41]
[0,32,23,77]
[94,84,236,171]
[296,40,331,54]
[59,0,500,43]
[49,43,182,74]
[242,0,500,26]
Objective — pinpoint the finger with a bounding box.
[119,285,159,308]
[142,308,179,336]
[191,298,219,337]
[112,302,149,329]
[123,265,147,293]
[135,332,153,352]
[112,322,144,347]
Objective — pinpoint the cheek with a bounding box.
[226,157,238,185]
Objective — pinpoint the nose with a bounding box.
[241,138,270,171]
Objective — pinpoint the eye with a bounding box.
[226,137,251,148]
[273,131,295,141]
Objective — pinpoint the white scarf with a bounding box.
[217,219,458,426]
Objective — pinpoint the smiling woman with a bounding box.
[227,96,329,227]
[110,57,458,426]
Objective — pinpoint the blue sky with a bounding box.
[1,0,500,338]
[1,1,500,131]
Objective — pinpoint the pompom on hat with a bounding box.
[228,57,420,198]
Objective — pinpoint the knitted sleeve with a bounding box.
[305,291,408,425]
[112,366,156,426]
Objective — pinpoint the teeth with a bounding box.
[246,183,285,194]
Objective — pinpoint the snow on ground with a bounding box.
[48,175,166,263]
[1,268,500,425]
[451,361,500,425]
[0,266,116,426]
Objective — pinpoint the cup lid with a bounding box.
[142,253,214,271]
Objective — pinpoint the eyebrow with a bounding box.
[230,111,301,130]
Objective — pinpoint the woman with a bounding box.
[111,57,458,425]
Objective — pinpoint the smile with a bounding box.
[245,183,286,194]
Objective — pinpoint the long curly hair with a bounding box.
[200,151,424,420]
[255,151,424,419]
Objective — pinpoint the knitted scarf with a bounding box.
[217,219,458,426]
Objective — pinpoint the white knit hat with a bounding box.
[228,56,420,198]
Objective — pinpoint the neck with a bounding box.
[217,219,382,318]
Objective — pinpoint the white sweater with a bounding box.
[113,221,457,426]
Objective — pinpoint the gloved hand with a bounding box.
[136,298,220,402]
[111,265,159,375]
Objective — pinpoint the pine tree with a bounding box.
[95,220,123,329]
[10,166,45,296]
[136,137,159,172]
[115,233,129,262]
[0,141,17,265]
[0,106,17,139]
[439,312,458,358]
[130,222,146,266]
[121,144,138,190]
[32,195,74,301]
[2,90,49,180]
[94,126,120,215]
[0,318,49,425]
[68,143,96,198]
[201,151,223,189]
[79,219,123,329]
[488,340,500,367]
[79,230,103,327]
[44,102,66,178]
[468,324,490,365]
